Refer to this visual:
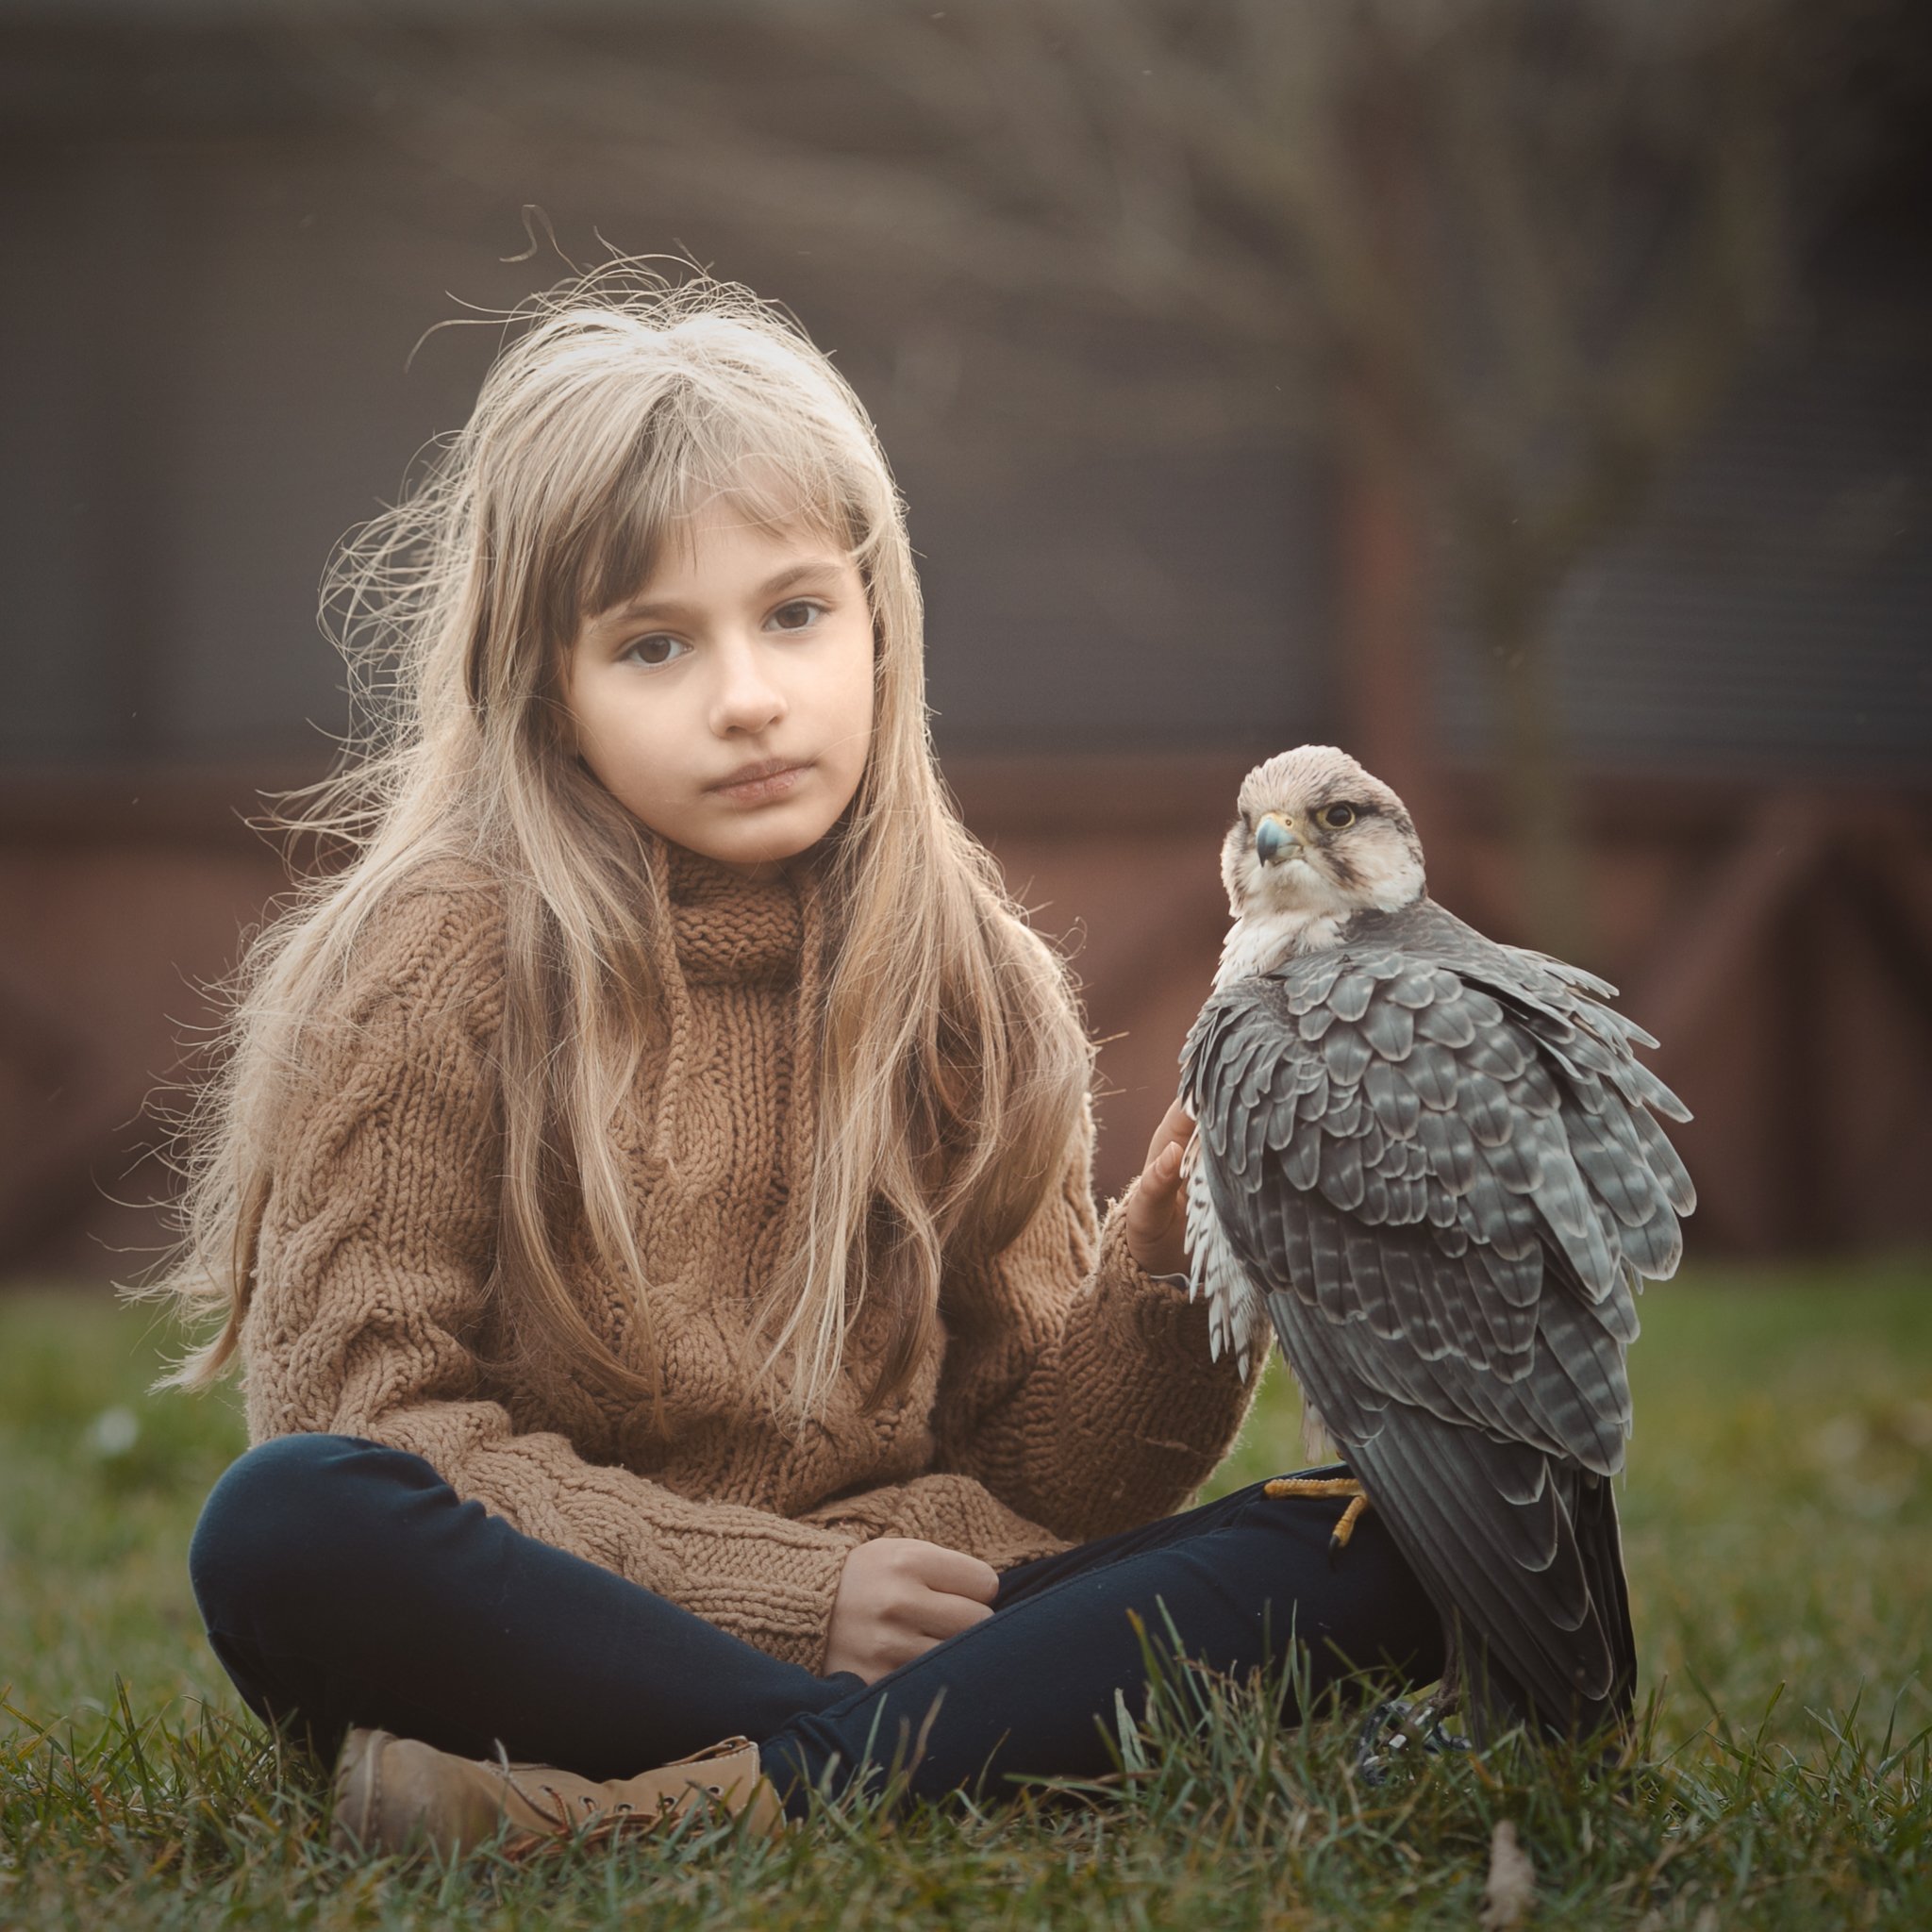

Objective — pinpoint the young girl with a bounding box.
[163,269,1443,1857]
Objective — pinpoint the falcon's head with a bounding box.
[1221,745,1425,940]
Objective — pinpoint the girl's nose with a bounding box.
[708,639,788,735]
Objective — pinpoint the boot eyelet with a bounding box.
[707,1784,724,1796]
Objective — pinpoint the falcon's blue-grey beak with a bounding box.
[1254,813,1300,865]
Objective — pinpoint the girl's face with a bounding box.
[565,495,875,876]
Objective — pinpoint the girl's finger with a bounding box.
[910,1591,997,1642]
[910,1544,1000,1604]
[1141,1138,1183,1197]
[1142,1096,1196,1174]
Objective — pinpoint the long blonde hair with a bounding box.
[151,264,1092,1417]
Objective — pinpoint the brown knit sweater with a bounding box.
[242,846,1261,1672]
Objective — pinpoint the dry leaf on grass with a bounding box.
[1479,1818,1537,1928]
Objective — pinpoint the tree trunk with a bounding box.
[1337,432,1443,847]
[1478,584,1592,962]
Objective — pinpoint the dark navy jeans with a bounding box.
[189,1434,1443,1813]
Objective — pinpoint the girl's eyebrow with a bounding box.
[605,557,848,626]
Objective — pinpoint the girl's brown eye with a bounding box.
[1322,804,1356,829]
[622,634,688,668]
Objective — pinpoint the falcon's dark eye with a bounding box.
[1321,803,1357,830]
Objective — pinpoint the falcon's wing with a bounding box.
[1181,900,1691,1732]
[1183,901,1691,1472]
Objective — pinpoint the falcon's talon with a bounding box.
[1266,1475,1373,1562]
[1329,1491,1370,1550]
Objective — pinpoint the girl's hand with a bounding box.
[1124,1095,1195,1281]
[824,1538,999,1684]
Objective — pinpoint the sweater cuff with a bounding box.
[1092,1202,1241,1374]
[672,1521,862,1675]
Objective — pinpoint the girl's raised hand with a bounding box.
[824,1538,999,1684]
[1124,1095,1195,1281]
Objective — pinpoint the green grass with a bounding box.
[3,1265,1929,1927]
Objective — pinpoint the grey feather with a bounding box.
[1406,1038,1462,1108]
[1363,1058,1422,1139]
[1286,957,1347,1012]
[1322,1023,1373,1088]
[1629,1106,1697,1213]
[1328,970,1377,1023]
[1283,1131,1320,1191]
[1415,999,1477,1049]
[1462,1072,1515,1148]
[1359,999,1418,1060]
[1418,1109,1478,1192]
[1320,1132,1367,1212]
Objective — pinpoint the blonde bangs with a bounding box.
[515,308,886,640]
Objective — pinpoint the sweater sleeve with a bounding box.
[241,882,864,1673]
[930,1096,1266,1543]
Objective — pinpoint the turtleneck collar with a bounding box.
[663,841,808,986]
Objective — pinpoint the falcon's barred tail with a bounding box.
[1574,1470,1639,1733]
[1342,1408,1638,1752]
[1455,1471,1637,1752]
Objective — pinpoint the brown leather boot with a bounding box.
[330,1727,784,1861]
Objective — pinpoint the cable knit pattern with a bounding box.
[242,849,1263,1673]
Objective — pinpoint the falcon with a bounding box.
[1179,745,1693,1756]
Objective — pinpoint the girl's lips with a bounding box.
[709,760,809,805]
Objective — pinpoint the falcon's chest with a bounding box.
[1213,910,1345,991]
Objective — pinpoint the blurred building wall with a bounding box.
[2,6,1928,1281]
